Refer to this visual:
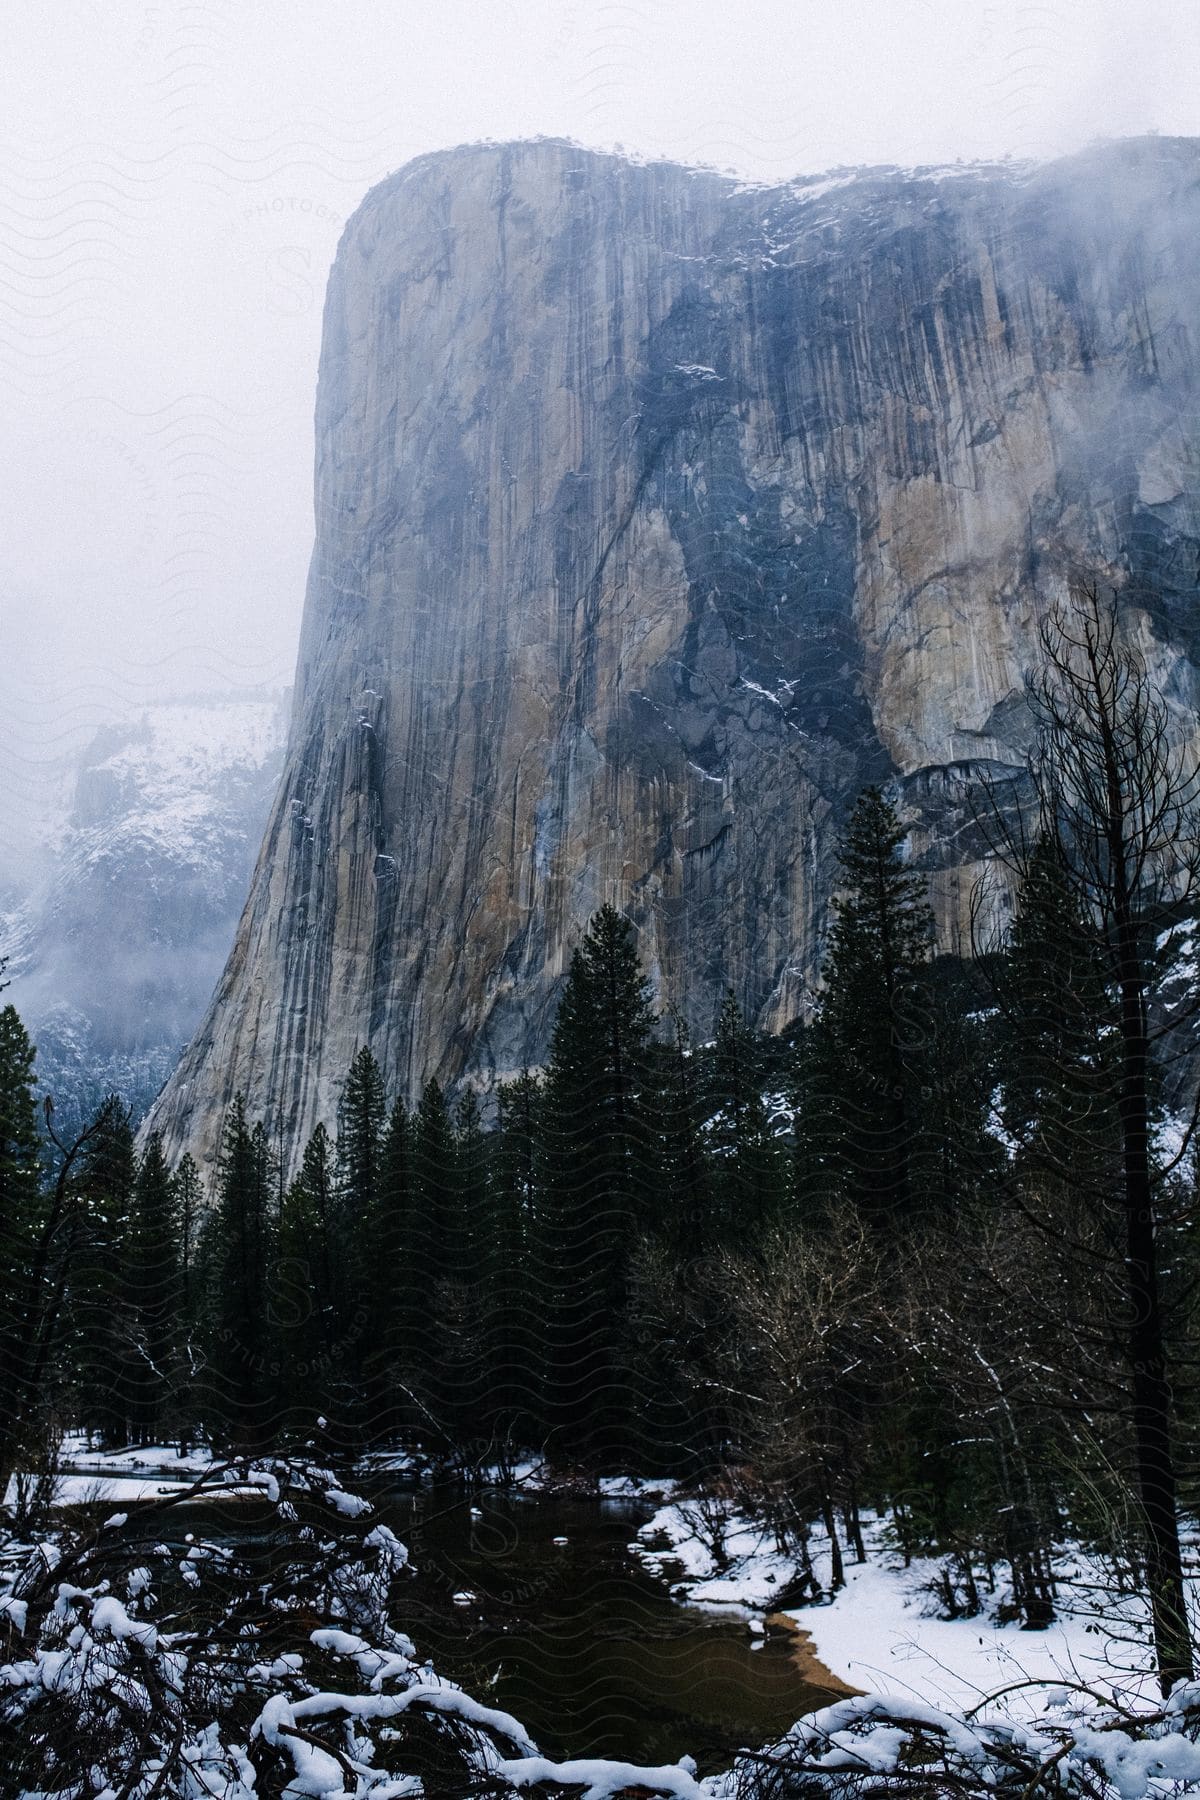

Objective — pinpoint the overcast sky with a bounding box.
[2,0,1199,857]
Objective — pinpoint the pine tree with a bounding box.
[71,1095,137,1444]
[202,1097,277,1450]
[337,1048,386,1225]
[490,1073,541,1442]
[410,1078,459,1449]
[0,1004,44,1487]
[413,1077,456,1276]
[361,1097,415,1442]
[644,1016,710,1258]
[629,1018,719,1468]
[790,1019,843,1211]
[170,1153,204,1450]
[921,961,1005,1211]
[320,1049,386,1440]
[539,904,656,1460]
[813,788,934,1224]
[125,1134,180,1444]
[434,1091,490,1455]
[172,1158,203,1315]
[270,1122,338,1439]
[706,990,783,1236]
[1000,836,1119,1183]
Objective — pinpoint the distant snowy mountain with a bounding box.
[1,692,289,1131]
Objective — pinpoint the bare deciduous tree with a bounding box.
[702,1208,886,1594]
[976,583,1200,1693]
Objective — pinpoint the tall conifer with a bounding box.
[707,990,783,1235]
[203,1097,277,1449]
[490,1073,541,1438]
[170,1153,204,1448]
[411,1079,458,1445]
[273,1122,338,1436]
[814,788,934,1223]
[0,1005,44,1483]
[337,1048,386,1224]
[435,1091,490,1452]
[539,904,655,1459]
[72,1095,137,1443]
[361,1097,415,1441]
[126,1134,179,1443]
[1001,836,1119,1183]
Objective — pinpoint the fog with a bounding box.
[1,0,1197,862]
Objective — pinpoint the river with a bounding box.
[70,1467,844,1776]
[379,1485,843,1775]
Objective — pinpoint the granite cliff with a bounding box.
[145,134,1200,1167]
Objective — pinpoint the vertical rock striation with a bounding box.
[146,135,1200,1168]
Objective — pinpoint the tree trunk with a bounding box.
[822,1494,845,1593]
[845,1495,866,1563]
[1113,887,1192,1689]
[1121,1002,1192,1690]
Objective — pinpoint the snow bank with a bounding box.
[4,1473,194,1508]
[634,1499,794,1609]
[797,1528,1155,1714]
[0,1597,27,1635]
[634,1504,1157,1715]
[598,1475,679,1501]
[324,1486,372,1517]
[500,1754,707,1800]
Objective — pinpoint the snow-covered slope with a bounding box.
[1,692,289,1130]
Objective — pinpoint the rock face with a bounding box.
[146,134,1200,1169]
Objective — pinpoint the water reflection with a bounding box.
[384,1486,840,1776]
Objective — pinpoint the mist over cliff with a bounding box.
[4,695,288,1132]
[144,134,1200,1168]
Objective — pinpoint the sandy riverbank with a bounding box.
[767,1612,859,1699]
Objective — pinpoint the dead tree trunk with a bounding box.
[1019,586,1197,1693]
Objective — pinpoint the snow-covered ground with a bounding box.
[633,1502,1160,1715]
[4,1475,194,1508]
[30,1442,681,1510]
[4,1439,308,1510]
[55,1435,215,1475]
[803,1536,1152,1715]
[598,1474,680,1502]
